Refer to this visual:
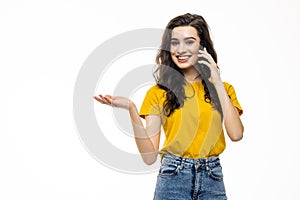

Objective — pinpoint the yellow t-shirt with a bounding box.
[139,82,243,158]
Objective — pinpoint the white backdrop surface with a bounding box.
[1,0,300,199]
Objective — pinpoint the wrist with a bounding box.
[128,100,136,111]
[212,81,227,95]
[211,79,223,87]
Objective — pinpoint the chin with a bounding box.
[176,63,193,70]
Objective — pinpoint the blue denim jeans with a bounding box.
[153,154,227,200]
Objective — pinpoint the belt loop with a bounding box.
[180,157,185,170]
[205,158,209,171]
[160,153,165,163]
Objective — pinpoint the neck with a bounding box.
[181,67,201,82]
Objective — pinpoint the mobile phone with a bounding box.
[199,42,205,51]
[198,42,211,78]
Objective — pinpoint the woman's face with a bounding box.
[170,26,201,70]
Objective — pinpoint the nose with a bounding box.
[177,43,187,54]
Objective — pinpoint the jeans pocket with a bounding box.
[208,164,224,181]
[158,163,180,176]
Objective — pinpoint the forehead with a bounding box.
[171,26,199,39]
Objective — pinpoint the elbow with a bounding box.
[143,158,157,165]
[141,152,158,165]
[229,126,244,142]
[230,134,243,142]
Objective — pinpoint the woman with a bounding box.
[94,13,244,200]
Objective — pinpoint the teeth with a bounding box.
[178,56,189,60]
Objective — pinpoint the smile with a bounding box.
[176,55,191,63]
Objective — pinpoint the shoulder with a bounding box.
[145,84,165,95]
[223,82,243,114]
[223,81,232,88]
[223,81,234,92]
[142,84,166,102]
[222,81,241,100]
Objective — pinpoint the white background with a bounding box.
[1,0,300,199]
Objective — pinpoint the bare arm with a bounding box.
[94,95,161,165]
[198,49,244,141]
[212,83,244,141]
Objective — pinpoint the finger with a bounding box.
[198,56,219,73]
[100,94,112,102]
[198,53,214,64]
[94,96,109,104]
[94,95,113,105]
[94,95,103,101]
[198,49,215,63]
[98,94,107,102]
[197,60,211,67]
[203,47,209,54]
[198,48,208,54]
[103,96,113,105]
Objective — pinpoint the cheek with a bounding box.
[188,47,199,63]
[189,55,198,64]
[170,46,176,54]
[171,54,177,63]
[189,44,200,54]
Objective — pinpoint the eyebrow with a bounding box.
[170,37,197,41]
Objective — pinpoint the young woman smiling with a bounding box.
[94,13,244,200]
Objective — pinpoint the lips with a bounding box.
[177,55,191,63]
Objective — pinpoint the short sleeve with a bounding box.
[224,82,243,115]
[139,85,165,119]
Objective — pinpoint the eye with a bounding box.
[185,39,195,45]
[170,40,179,46]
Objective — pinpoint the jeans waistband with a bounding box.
[161,153,220,169]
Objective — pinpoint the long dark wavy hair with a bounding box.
[154,13,223,119]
